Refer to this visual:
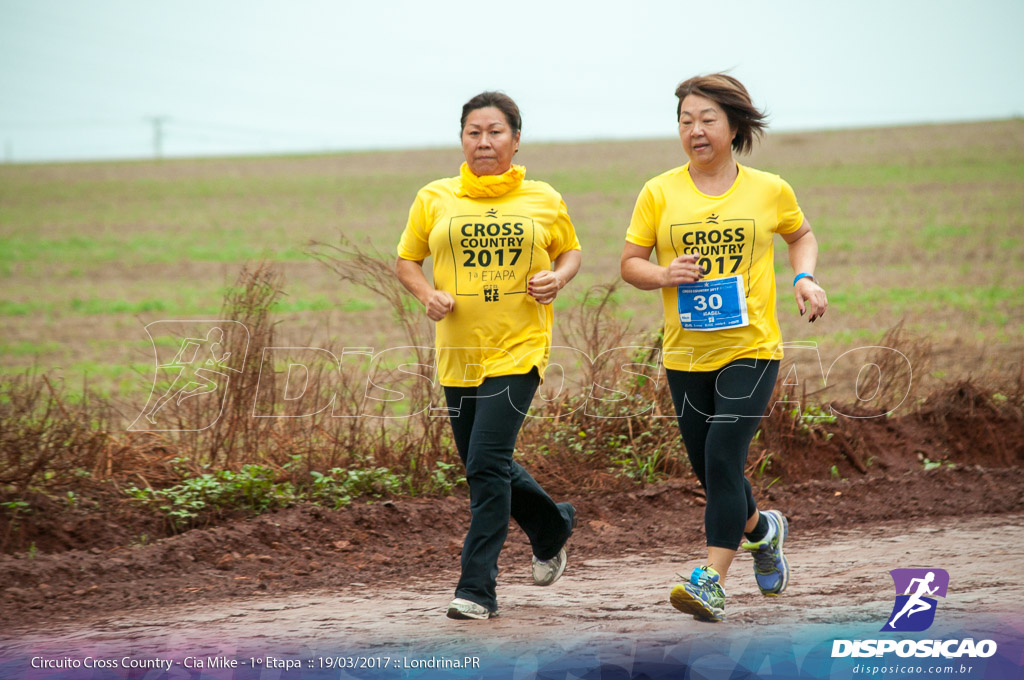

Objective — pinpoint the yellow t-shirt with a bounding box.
[398,175,581,387]
[626,163,804,372]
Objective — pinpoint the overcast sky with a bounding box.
[1,0,1022,162]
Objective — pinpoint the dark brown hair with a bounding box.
[675,74,767,154]
[460,91,522,136]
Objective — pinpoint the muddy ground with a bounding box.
[4,512,1021,662]
[2,381,1023,652]
[2,463,1023,636]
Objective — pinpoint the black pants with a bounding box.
[666,359,779,549]
[444,369,575,611]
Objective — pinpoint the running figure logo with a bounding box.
[130,321,249,432]
[881,568,949,632]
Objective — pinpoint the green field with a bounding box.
[2,120,1023,407]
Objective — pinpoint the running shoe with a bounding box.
[446,598,496,620]
[532,547,567,586]
[741,509,790,596]
[532,505,577,586]
[670,566,726,622]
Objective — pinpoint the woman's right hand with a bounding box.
[424,290,455,321]
[662,254,705,287]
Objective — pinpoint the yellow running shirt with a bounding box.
[398,172,580,387]
[626,163,804,372]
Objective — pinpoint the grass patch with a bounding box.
[0,341,64,357]
[828,284,1023,320]
[0,294,364,318]
[0,234,310,266]
[1,120,1022,395]
[782,157,1024,189]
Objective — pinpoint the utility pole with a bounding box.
[145,116,169,158]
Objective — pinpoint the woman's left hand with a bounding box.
[528,270,564,305]
[795,278,828,322]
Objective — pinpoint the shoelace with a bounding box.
[749,541,777,573]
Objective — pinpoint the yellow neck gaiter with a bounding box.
[457,162,526,198]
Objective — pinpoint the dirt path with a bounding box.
[4,513,1021,660]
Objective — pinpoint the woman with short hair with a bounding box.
[621,73,828,622]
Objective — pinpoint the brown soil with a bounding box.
[5,513,1021,658]
[2,381,1023,636]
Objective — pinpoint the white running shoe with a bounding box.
[531,547,568,586]
[446,598,495,620]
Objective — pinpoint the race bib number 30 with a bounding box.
[677,275,749,331]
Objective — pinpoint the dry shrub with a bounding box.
[121,262,299,489]
[1,250,460,530]
[0,374,111,492]
[309,234,433,355]
[153,262,283,471]
[918,375,1024,421]
[913,376,1024,468]
[822,320,932,418]
[306,236,451,483]
[123,254,456,494]
[867,320,932,413]
[520,284,687,489]
[558,281,634,391]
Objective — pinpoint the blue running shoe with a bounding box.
[742,509,790,596]
[670,566,726,622]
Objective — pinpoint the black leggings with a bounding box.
[666,359,779,549]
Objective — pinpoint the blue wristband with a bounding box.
[793,272,815,287]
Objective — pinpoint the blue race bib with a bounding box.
[677,275,749,331]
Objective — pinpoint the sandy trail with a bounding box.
[4,513,1021,662]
